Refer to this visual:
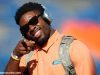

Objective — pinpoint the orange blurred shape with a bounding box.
[61,20,100,58]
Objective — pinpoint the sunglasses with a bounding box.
[20,15,40,37]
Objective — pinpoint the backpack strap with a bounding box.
[59,36,76,75]
[24,51,34,75]
[25,51,34,64]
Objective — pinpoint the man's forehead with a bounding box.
[21,11,36,20]
[22,14,33,21]
[19,11,37,26]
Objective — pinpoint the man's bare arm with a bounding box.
[70,40,96,75]
[4,57,21,74]
[4,39,35,75]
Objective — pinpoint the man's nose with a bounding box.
[29,25,36,31]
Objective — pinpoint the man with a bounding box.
[5,2,96,75]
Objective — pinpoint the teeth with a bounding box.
[30,26,41,37]
[34,27,41,34]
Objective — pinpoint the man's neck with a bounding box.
[50,29,55,37]
[36,29,55,48]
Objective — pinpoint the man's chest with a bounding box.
[27,42,66,75]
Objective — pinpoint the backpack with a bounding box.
[59,36,76,75]
[25,36,76,75]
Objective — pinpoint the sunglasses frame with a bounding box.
[20,15,41,37]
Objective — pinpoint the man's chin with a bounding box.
[36,36,49,47]
[26,35,38,42]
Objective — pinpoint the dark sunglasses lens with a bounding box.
[20,16,39,37]
[20,25,29,36]
[29,16,38,25]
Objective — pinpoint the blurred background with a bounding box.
[0,0,100,75]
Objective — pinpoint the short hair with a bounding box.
[15,2,51,25]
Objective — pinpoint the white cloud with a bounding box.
[13,0,50,7]
[0,23,10,41]
[13,0,39,6]
[49,0,91,14]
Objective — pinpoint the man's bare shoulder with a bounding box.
[69,40,92,64]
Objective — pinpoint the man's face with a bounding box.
[19,11,51,46]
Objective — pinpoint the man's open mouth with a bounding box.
[34,30,41,38]
[33,26,41,37]
[28,26,41,41]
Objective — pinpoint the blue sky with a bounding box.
[0,0,100,74]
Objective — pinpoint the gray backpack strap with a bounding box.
[25,51,34,64]
[59,36,76,75]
